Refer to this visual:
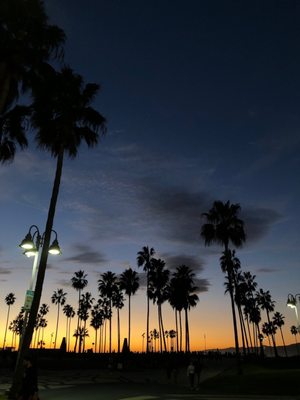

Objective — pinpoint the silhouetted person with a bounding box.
[18,355,39,400]
[186,360,195,390]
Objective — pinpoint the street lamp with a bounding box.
[19,225,61,333]
[287,293,300,329]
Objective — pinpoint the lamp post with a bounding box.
[287,293,300,330]
[17,225,61,354]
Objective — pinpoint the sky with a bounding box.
[0,0,300,352]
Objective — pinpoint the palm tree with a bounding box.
[9,309,25,350]
[290,325,299,355]
[90,303,103,353]
[257,289,278,357]
[51,288,67,349]
[35,303,49,349]
[220,249,244,356]
[63,304,75,352]
[73,327,89,354]
[168,273,184,352]
[3,292,16,350]
[12,66,106,393]
[98,271,118,353]
[201,200,246,358]
[273,311,287,356]
[119,267,140,351]
[71,269,88,352]
[137,246,155,353]
[148,258,169,352]
[172,265,199,352]
[78,292,94,352]
[112,286,125,353]
[0,0,65,166]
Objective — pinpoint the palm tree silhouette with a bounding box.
[137,246,155,353]
[273,311,287,356]
[201,200,246,359]
[112,286,125,353]
[12,66,106,394]
[257,289,278,357]
[51,288,67,349]
[98,271,118,353]
[290,325,299,355]
[148,258,169,352]
[0,0,65,163]
[3,292,16,350]
[90,303,103,353]
[78,292,94,352]
[73,327,89,354]
[173,265,199,352]
[119,267,140,350]
[63,304,75,352]
[71,270,88,352]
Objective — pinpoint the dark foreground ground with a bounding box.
[0,352,300,399]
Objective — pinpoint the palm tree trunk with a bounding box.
[266,311,278,357]
[128,294,131,350]
[3,305,11,350]
[175,310,179,352]
[146,271,150,353]
[279,327,288,357]
[54,304,60,349]
[159,304,167,352]
[117,308,120,353]
[10,148,64,399]
[109,300,112,353]
[74,290,81,353]
[179,311,182,352]
[185,308,190,352]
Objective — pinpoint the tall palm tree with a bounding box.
[3,292,16,350]
[98,271,118,353]
[35,303,49,349]
[51,288,67,349]
[78,292,94,352]
[201,200,246,358]
[12,67,106,394]
[168,273,184,352]
[273,311,287,357]
[63,304,75,352]
[148,258,170,352]
[73,327,89,354]
[0,0,65,164]
[119,267,140,351]
[137,246,155,353]
[112,286,125,353]
[172,265,199,352]
[71,269,88,352]
[257,289,278,357]
[90,303,103,353]
[220,249,243,356]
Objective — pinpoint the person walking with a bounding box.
[186,360,195,390]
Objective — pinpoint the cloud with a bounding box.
[255,267,279,273]
[162,253,205,273]
[0,267,12,275]
[241,207,282,243]
[63,244,107,265]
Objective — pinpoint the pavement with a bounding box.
[0,363,299,400]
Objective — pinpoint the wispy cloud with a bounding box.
[63,244,107,265]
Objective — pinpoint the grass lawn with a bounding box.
[200,363,300,396]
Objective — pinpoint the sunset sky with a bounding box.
[0,0,300,352]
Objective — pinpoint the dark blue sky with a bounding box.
[0,0,299,349]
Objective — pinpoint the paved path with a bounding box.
[0,366,298,400]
